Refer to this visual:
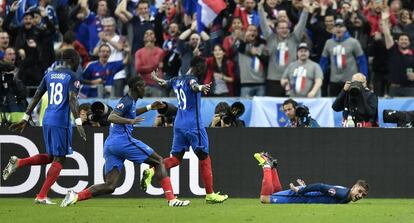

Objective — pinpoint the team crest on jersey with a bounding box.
[328,188,336,196]
[74,80,80,89]
[116,103,124,109]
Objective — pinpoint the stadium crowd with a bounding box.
[0,0,413,99]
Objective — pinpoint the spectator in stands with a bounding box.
[59,31,89,68]
[391,9,414,48]
[346,11,371,53]
[2,47,16,65]
[233,0,260,30]
[332,73,378,127]
[382,7,414,96]
[223,17,243,60]
[135,29,165,97]
[282,98,319,128]
[0,32,10,60]
[116,0,163,55]
[363,0,397,36]
[177,21,211,75]
[71,0,108,54]
[233,24,266,97]
[93,17,128,97]
[258,0,310,97]
[369,26,389,97]
[281,43,323,98]
[162,22,181,81]
[204,44,236,97]
[320,18,368,96]
[80,44,129,98]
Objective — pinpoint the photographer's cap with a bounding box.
[297,42,309,51]
[335,18,345,27]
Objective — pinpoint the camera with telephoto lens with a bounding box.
[295,105,311,127]
[87,101,113,126]
[0,61,16,84]
[383,109,414,127]
[221,102,245,126]
[157,101,178,125]
[349,81,364,97]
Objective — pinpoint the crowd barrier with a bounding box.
[1,127,412,198]
[79,97,414,127]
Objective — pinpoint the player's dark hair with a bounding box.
[190,56,207,79]
[282,98,298,109]
[356,180,370,193]
[57,48,80,71]
[128,75,145,89]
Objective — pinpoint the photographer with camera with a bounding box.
[282,99,319,128]
[0,62,27,125]
[332,73,378,127]
[210,101,246,128]
[153,102,177,127]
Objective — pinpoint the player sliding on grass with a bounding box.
[2,49,86,205]
[254,152,369,204]
[61,76,190,207]
[145,56,228,204]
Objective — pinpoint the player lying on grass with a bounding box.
[60,76,190,207]
[254,152,369,204]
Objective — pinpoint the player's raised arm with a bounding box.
[136,101,166,116]
[9,78,47,133]
[69,91,86,141]
[190,79,211,95]
[151,70,168,87]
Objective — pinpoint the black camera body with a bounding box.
[383,109,414,127]
[157,102,178,125]
[87,101,112,126]
[221,102,245,126]
[295,105,311,127]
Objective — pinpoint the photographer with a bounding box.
[210,101,246,128]
[153,102,177,127]
[332,73,378,127]
[0,63,28,125]
[282,99,319,128]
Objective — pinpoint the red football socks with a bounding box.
[37,162,62,199]
[77,188,92,202]
[271,168,282,193]
[160,177,175,200]
[18,154,53,168]
[260,167,273,196]
[163,156,181,170]
[199,156,213,194]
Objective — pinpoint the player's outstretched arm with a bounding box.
[108,110,144,125]
[9,86,46,133]
[69,91,86,141]
[136,101,166,116]
[151,70,167,87]
[190,81,212,95]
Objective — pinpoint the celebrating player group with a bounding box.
[2,53,368,206]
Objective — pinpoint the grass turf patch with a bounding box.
[0,198,413,223]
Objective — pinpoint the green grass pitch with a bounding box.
[1,198,414,223]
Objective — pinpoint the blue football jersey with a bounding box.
[108,94,136,137]
[39,67,79,128]
[167,75,203,129]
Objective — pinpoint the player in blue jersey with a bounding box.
[2,49,86,205]
[254,152,369,204]
[60,75,190,207]
[149,56,229,203]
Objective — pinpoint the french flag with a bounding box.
[196,0,226,33]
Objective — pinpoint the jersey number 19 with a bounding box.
[174,88,187,110]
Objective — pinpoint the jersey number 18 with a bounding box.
[49,82,64,105]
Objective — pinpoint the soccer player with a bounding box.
[148,56,229,203]
[2,49,87,205]
[60,76,190,207]
[254,152,369,204]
